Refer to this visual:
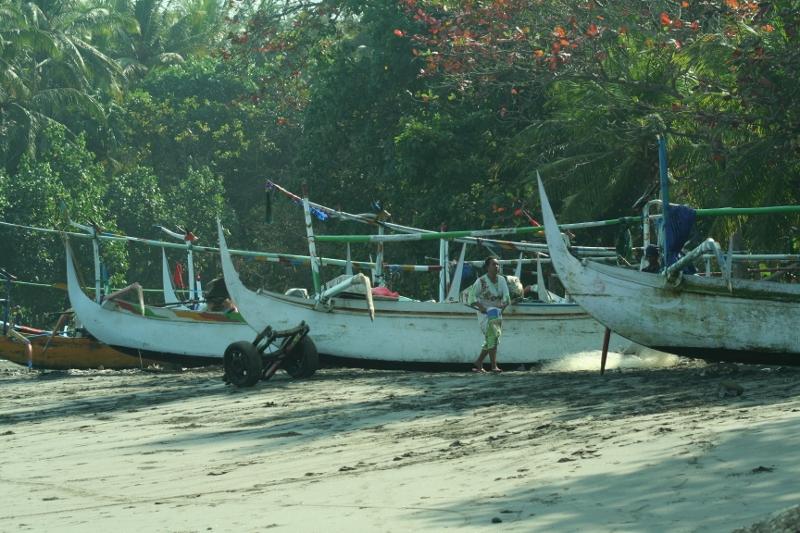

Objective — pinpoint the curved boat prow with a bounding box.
[65,240,94,310]
[217,220,247,299]
[536,176,584,281]
[217,219,236,296]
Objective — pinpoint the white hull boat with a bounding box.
[538,179,800,365]
[218,224,628,365]
[66,242,256,365]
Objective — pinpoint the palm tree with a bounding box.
[107,0,227,79]
[0,1,125,171]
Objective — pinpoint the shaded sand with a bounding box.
[1,355,799,532]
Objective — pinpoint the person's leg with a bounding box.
[473,348,488,372]
[487,320,502,372]
[489,348,502,372]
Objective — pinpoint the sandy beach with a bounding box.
[1,352,799,532]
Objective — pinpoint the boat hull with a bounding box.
[218,226,628,365]
[0,334,159,370]
[66,243,257,363]
[537,179,800,363]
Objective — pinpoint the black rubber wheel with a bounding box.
[283,335,319,379]
[224,341,263,387]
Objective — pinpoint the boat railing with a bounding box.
[658,236,798,284]
[664,238,729,283]
[641,199,800,273]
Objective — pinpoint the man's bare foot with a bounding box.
[472,366,487,373]
[491,367,503,373]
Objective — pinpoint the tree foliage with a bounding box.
[1,0,798,324]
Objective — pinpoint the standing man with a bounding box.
[468,256,511,373]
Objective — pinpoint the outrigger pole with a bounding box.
[266,180,619,255]
[268,181,800,245]
[0,220,554,272]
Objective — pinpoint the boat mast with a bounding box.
[657,134,672,266]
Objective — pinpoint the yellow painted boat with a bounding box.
[0,333,160,370]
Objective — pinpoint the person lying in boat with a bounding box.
[199,277,238,313]
[641,244,661,274]
[205,297,238,313]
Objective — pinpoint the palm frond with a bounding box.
[30,88,106,123]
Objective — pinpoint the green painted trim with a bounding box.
[696,205,800,217]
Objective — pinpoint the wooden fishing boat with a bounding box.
[537,178,800,365]
[0,328,158,370]
[218,223,629,365]
[66,242,257,366]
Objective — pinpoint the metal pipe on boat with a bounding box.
[646,201,800,219]
[724,236,735,290]
[664,238,727,280]
[642,201,652,253]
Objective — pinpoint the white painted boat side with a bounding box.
[66,243,256,359]
[218,223,627,364]
[538,179,800,356]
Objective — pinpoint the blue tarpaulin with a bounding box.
[663,204,696,266]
